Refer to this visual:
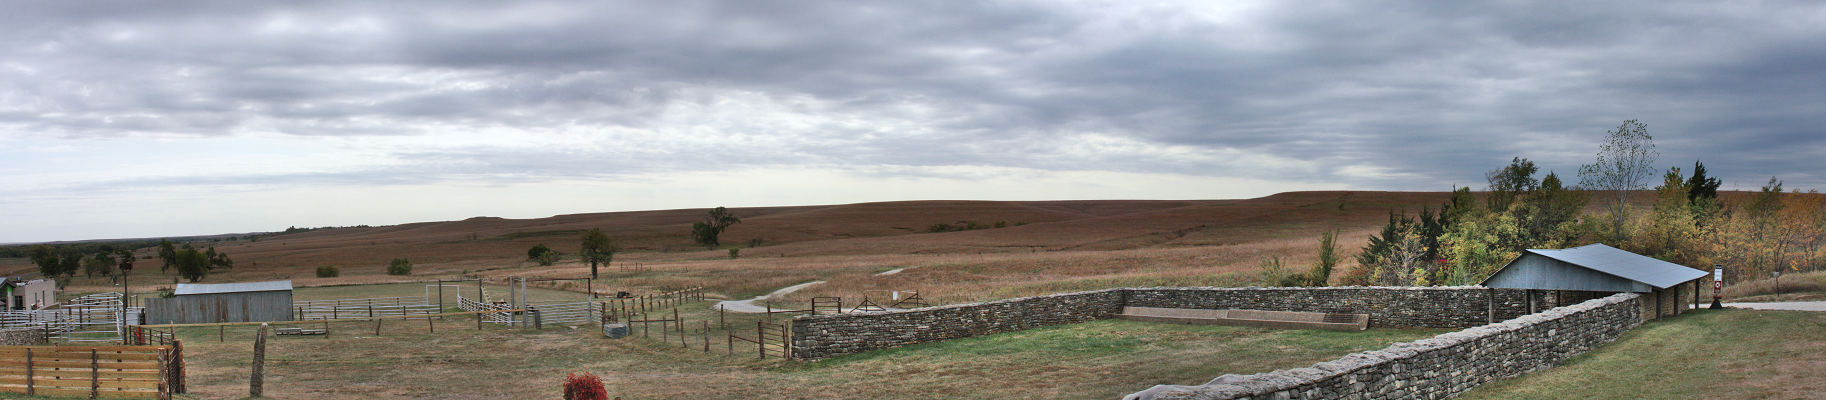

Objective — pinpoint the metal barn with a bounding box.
[1482,244,1708,319]
[144,280,294,324]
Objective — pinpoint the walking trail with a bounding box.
[715,281,826,313]
[1721,301,1826,311]
[712,266,918,314]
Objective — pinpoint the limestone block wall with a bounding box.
[1127,293,1644,400]
[1123,287,1545,329]
[791,289,1124,360]
[792,286,1581,360]
[0,326,47,346]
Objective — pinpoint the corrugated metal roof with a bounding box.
[174,280,293,295]
[1484,244,1706,290]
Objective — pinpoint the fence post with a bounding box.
[174,339,186,393]
[25,347,33,395]
[251,324,268,397]
[756,320,765,359]
[426,310,434,333]
[91,348,100,399]
[703,321,710,352]
[157,347,168,400]
[531,306,542,330]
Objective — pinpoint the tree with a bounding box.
[157,239,179,272]
[174,247,210,282]
[528,244,557,266]
[1485,157,1540,212]
[1578,119,1658,242]
[207,247,233,270]
[84,252,115,279]
[27,245,64,279]
[387,258,412,275]
[690,207,742,249]
[1302,230,1340,286]
[579,228,617,278]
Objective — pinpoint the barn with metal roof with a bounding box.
[1482,244,1708,319]
[144,280,294,324]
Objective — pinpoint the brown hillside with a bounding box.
[164,191,1447,275]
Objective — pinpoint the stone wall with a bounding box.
[0,326,47,346]
[1128,293,1644,399]
[792,286,1587,360]
[791,289,1123,360]
[1124,287,1545,329]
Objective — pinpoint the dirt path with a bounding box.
[714,280,825,313]
[1723,301,1826,311]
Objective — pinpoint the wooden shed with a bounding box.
[144,280,294,324]
[1482,244,1707,319]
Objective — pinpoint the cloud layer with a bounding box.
[4,0,1824,242]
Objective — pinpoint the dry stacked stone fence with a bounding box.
[792,286,1578,360]
[0,326,46,346]
[790,289,1125,359]
[1129,292,1644,399]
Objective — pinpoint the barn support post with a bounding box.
[1486,287,1495,324]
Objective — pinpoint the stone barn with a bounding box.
[1481,243,1707,320]
[144,280,294,324]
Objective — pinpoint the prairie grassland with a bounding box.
[164,284,1445,400]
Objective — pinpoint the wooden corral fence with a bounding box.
[126,327,176,347]
[729,320,792,359]
[0,344,184,399]
[294,296,438,321]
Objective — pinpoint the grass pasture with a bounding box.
[127,284,1444,399]
[1461,308,1826,399]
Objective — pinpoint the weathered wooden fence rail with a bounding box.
[0,344,184,399]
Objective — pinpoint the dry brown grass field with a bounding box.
[40,191,1454,303]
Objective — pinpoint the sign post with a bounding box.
[1710,265,1723,310]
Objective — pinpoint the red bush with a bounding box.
[562,372,608,400]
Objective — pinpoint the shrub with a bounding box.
[387,258,412,275]
[316,265,340,278]
[562,372,608,400]
[728,247,740,259]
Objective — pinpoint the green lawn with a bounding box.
[1462,308,1826,399]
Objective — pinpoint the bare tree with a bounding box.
[1578,119,1658,242]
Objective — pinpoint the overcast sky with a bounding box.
[4,1,1824,244]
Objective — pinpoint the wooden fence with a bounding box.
[0,344,184,399]
[729,320,792,359]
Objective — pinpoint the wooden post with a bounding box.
[426,310,434,333]
[375,318,382,336]
[251,324,268,397]
[438,281,445,314]
[220,324,225,342]
[368,305,374,318]
[173,339,185,394]
[477,309,483,330]
[703,321,710,352]
[25,347,33,395]
[756,320,765,359]
[92,348,100,399]
[720,304,726,329]
[157,347,168,400]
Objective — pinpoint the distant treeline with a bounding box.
[926,221,1025,233]
[0,238,169,258]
